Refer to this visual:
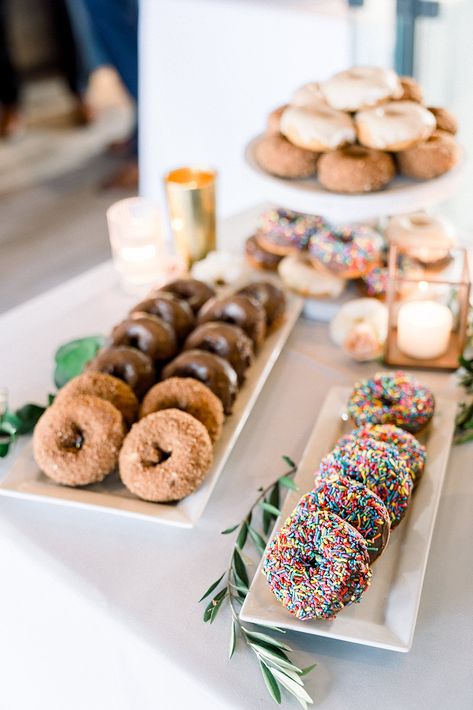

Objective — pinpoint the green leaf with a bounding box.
[250,644,299,672]
[260,501,280,517]
[199,572,225,602]
[278,475,298,491]
[236,522,248,549]
[263,502,272,535]
[270,668,313,707]
[232,547,249,588]
[269,482,280,511]
[13,403,46,434]
[54,335,105,389]
[203,587,227,623]
[229,619,237,659]
[243,629,292,653]
[248,526,267,555]
[221,524,239,535]
[259,661,281,704]
[47,393,56,406]
[0,441,12,457]
[0,421,17,437]
[299,664,317,677]
[282,455,296,469]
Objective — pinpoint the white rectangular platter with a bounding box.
[0,294,303,528]
[240,386,456,652]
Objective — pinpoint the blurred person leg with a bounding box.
[82,0,139,188]
[0,0,22,138]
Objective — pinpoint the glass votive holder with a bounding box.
[107,197,184,294]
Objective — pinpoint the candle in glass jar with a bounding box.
[397,300,453,360]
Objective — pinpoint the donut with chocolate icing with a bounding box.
[130,292,195,341]
[110,315,177,363]
[158,278,216,314]
[197,294,266,351]
[183,322,253,384]
[237,281,286,330]
[33,395,125,486]
[162,349,238,414]
[87,346,155,399]
[245,235,283,272]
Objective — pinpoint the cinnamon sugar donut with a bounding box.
[130,293,195,341]
[197,294,266,350]
[157,278,216,314]
[267,104,288,135]
[428,107,458,135]
[140,377,223,443]
[184,322,253,384]
[54,371,138,428]
[238,281,286,330]
[398,76,423,103]
[280,103,356,152]
[244,235,283,272]
[356,101,435,151]
[111,315,177,363]
[33,395,125,486]
[87,346,155,399]
[119,409,213,502]
[396,130,460,179]
[317,145,395,193]
[255,133,319,179]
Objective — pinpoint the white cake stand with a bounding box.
[245,134,466,224]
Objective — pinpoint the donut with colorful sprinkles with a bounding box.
[255,208,326,255]
[347,371,435,433]
[262,508,371,620]
[299,474,390,563]
[308,224,383,279]
[318,437,413,527]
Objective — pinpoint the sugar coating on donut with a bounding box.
[256,208,326,255]
[33,395,125,486]
[140,377,224,443]
[356,101,436,151]
[319,437,413,527]
[308,224,383,278]
[398,76,423,103]
[255,133,319,179]
[54,371,139,428]
[281,103,356,151]
[348,370,435,433]
[396,130,459,180]
[262,507,371,620]
[267,104,289,134]
[321,67,403,111]
[278,254,345,299]
[428,107,458,135]
[317,145,395,194]
[299,475,390,563]
[119,408,213,502]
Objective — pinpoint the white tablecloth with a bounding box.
[1,207,472,710]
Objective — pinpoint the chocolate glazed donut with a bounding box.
[197,294,266,351]
[183,322,254,384]
[130,292,195,341]
[158,278,216,314]
[238,281,286,329]
[162,349,238,414]
[110,315,177,363]
[87,346,155,399]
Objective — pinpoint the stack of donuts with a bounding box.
[33,278,286,503]
[256,66,460,193]
[263,371,434,620]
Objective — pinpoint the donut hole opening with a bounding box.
[127,335,141,350]
[409,214,433,228]
[60,424,85,452]
[343,145,369,159]
[142,444,172,467]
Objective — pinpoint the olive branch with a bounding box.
[199,455,315,707]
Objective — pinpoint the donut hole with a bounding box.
[60,424,85,452]
[142,443,172,467]
[408,214,433,228]
[343,145,370,159]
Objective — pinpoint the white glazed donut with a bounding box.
[280,104,356,152]
[291,82,325,108]
[330,298,388,362]
[385,212,458,263]
[356,101,436,151]
[191,251,251,286]
[278,254,345,299]
[321,67,403,112]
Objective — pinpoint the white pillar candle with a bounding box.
[397,300,453,360]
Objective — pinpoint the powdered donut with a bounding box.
[157,278,216,314]
[262,507,371,620]
[197,294,266,350]
[428,107,458,135]
[278,254,345,299]
[255,133,319,179]
[321,67,403,111]
[256,208,326,255]
[396,130,460,180]
[54,371,138,428]
[119,409,213,502]
[130,292,195,341]
[111,315,177,363]
[33,395,125,486]
[308,224,384,278]
[191,251,251,287]
[280,103,356,152]
[267,104,288,134]
[356,101,436,151]
[398,76,423,103]
[299,474,390,562]
[317,145,395,193]
[238,281,286,330]
[87,346,155,399]
[244,235,283,272]
[184,322,253,384]
[140,377,224,443]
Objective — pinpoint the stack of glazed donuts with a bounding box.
[256,66,460,193]
[263,371,434,620]
[33,277,286,503]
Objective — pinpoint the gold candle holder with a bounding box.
[164,167,217,267]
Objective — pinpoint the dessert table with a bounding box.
[1,205,472,710]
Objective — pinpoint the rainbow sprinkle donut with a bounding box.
[262,507,371,620]
[256,208,326,255]
[319,437,413,527]
[338,424,426,486]
[298,474,390,563]
[362,265,388,296]
[308,224,383,279]
[347,371,435,433]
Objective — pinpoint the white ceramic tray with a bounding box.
[240,385,456,652]
[245,135,466,223]
[0,294,303,528]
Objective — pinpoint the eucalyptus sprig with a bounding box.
[455,354,473,445]
[199,455,315,708]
